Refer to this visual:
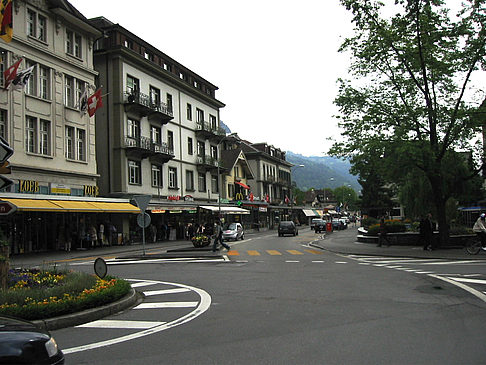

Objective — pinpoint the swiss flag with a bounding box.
[87,89,103,117]
[285,195,290,204]
[249,192,254,202]
[4,58,22,89]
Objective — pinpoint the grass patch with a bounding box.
[0,268,131,321]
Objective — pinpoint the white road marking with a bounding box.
[335,261,348,264]
[130,281,160,288]
[384,266,404,269]
[76,320,166,329]
[445,277,486,285]
[134,302,198,309]
[143,288,191,296]
[430,274,486,303]
[414,271,434,274]
[312,261,325,263]
[63,280,211,355]
[286,260,300,263]
[421,260,486,265]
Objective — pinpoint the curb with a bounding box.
[32,288,142,331]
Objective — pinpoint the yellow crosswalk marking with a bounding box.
[287,250,304,255]
[247,250,260,256]
[227,250,239,256]
[304,249,323,255]
[266,250,282,255]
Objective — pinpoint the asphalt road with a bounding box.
[53,227,486,364]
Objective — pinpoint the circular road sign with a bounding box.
[94,257,107,279]
[137,212,151,228]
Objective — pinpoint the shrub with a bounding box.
[367,221,407,236]
[0,270,130,321]
[361,217,379,229]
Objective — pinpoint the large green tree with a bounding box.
[330,0,486,245]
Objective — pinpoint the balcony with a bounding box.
[259,175,275,183]
[124,90,173,123]
[125,136,175,162]
[196,155,223,171]
[276,177,291,186]
[195,121,226,140]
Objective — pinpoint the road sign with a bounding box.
[0,200,16,215]
[137,212,151,228]
[133,194,151,211]
[0,137,13,164]
[0,175,12,191]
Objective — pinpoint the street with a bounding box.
[52,227,486,364]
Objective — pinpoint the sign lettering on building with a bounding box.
[84,185,99,197]
[168,195,180,201]
[19,180,39,193]
[51,183,71,195]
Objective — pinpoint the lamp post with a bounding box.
[217,133,239,221]
[290,164,304,221]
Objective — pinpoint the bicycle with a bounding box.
[465,235,483,255]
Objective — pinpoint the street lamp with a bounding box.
[217,132,239,220]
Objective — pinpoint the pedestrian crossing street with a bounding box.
[62,279,211,355]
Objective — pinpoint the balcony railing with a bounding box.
[195,121,226,138]
[196,155,223,169]
[125,136,175,160]
[124,90,173,121]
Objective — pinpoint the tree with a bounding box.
[330,0,486,245]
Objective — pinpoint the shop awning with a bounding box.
[1,198,140,213]
[235,181,250,190]
[1,199,64,212]
[303,209,320,217]
[200,206,250,215]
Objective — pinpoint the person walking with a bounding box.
[212,220,230,252]
[420,213,434,251]
[377,216,391,247]
[473,213,486,250]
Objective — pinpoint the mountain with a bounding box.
[286,152,361,192]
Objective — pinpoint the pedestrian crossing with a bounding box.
[226,248,323,257]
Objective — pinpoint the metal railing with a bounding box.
[124,90,173,117]
[125,136,174,156]
[195,121,226,136]
[196,155,223,168]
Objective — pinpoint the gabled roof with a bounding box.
[221,149,254,179]
[48,0,102,37]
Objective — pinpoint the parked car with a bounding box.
[0,316,65,364]
[310,218,322,230]
[278,221,298,236]
[222,222,244,241]
[314,219,327,233]
[332,219,344,230]
[339,218,348,229]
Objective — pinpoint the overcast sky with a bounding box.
[68,0,354,157]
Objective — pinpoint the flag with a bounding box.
[285,195,290,204]
[77,88,88,115]
[3,57,21,89]
[249,192,254,202]
[87,89,103,117]
[0,0,12,43]
[11,65,34,90]
[265,194,270,203]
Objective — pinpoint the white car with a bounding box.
[222,222,245,241]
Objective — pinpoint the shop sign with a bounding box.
[188,210,197,213]
[219,198,229,204]
[259,207,267,212]
[51,183,71,195]
[84,185,99,197]
[152,209,166,214]
[168,195,180,201]
[183,195,194,202]
[19,180,39,193]
[169,210,182,213]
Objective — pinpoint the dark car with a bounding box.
[0,316,64,364]
[278,221,298,236]
[314,219,326,233]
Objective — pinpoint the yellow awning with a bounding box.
[1,198,140,213]
[88,202,140,213]
[1,198,64,212]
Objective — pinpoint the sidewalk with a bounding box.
[310,226,482,260]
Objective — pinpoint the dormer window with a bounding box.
[179,72,186,80]
[124,39,133,49]
[144,51,153,61]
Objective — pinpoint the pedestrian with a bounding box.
[377,216,391,247]
[212,220,230,252]
[98,223,104,247]
[420,213,434,251]
[473,213,486,250]
[89,224,97,249]
[150,224,157,243]
[188,223,195,240]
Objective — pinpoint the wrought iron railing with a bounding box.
[125,136,174,156]
[195,121,226,136]
[124,90,173,117]
[196,155,223,168]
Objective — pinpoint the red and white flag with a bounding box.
[284,195,290,204]
[87,89,103,117]
[3,57,21,89]
[11,64,35,90]
[249,192,254,202]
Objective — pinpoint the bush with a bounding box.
[361,217,379,229]
[0,270,131,321]
[367,221,407,236]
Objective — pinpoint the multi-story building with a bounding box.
[0,1,140,254]
[240,141,293,227]
[90,17,246,239]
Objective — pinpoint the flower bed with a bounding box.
[0,268,131,321]
[191,235,211,248]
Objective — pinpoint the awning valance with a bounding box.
[200,206,250,215]
[303,209,319,217]
[1,198,140,213]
